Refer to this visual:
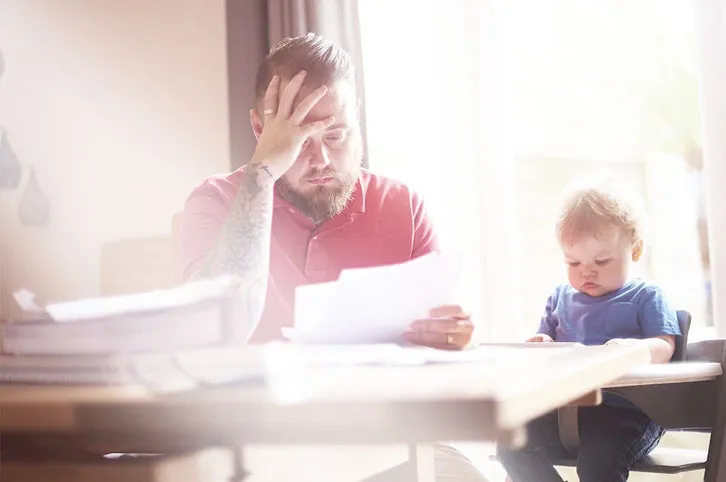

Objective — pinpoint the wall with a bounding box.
[0,0,229,316]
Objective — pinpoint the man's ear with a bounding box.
[632,239,644,262]
[250,108,263,141]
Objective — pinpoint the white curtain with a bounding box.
[695,0,726,337]
[360,0,715,341]
[359,1,521,341]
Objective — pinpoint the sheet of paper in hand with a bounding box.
[291,253,461,344]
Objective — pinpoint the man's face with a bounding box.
[264,79,362,223]
[560,226,640,297]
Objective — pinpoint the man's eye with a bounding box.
[595,259,611,266]
[568,261,580,267]
[325,131,347,143]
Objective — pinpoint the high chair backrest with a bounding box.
[672,310,692,362]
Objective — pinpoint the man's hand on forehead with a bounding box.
[279,77,330,109]
[274,73,357,127]
[249,70,336,179]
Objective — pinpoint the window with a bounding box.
[360,0,709,340]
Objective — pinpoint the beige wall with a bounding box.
[0,0,229,316]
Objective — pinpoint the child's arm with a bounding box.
[527,290,559,342]
[607,286,680,364]
[605,335,675,364]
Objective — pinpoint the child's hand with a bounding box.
[526,333,554,343]
[605,338,640,346]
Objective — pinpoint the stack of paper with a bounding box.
[1,277,242,356]
[0,346,266,389]
[289,253,462,344]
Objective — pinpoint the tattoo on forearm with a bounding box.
[200,165,275,338]
[216,167,272,274]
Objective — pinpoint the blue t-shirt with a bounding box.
[537,278,681,409]
[538,279,681,345]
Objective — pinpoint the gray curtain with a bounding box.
[267,0,369,168]
[227,0,368,168]
[226,0,269,169]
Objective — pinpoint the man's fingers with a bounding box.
[429,304,469,319]
[404,330,465,350]
[301,116,336,136]
[263,75,281,117]
[410,318,473,334]
[277,70,307,118]
[291,85,328,125]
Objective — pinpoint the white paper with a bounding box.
[12,289,45,314]
[269,340,499,366]
[293,253,461,344]
[14,277,239,323]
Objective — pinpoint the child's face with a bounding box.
[560,226,641,297]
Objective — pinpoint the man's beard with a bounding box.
[276,166,360,223]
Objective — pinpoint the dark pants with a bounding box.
[498,405,664,482]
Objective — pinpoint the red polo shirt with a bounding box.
[177,168,439,343]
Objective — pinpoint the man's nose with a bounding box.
[582,267,597,279]
[305,139,331,168]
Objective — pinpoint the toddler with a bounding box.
[499,180,681,482]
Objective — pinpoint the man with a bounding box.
[178,34,486,481]
[178,34,474,349]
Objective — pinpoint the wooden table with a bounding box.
[0,343,652,481]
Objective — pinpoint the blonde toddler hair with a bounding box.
[556,178,646,245]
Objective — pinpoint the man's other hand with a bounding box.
[404,305,474,350]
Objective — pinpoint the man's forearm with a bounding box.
[199,164,275,340]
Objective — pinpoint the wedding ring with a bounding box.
[263,109,275,115]
[447,334,454,345]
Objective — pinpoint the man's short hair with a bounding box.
[556,178,646,245]
[255,33,355,102]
